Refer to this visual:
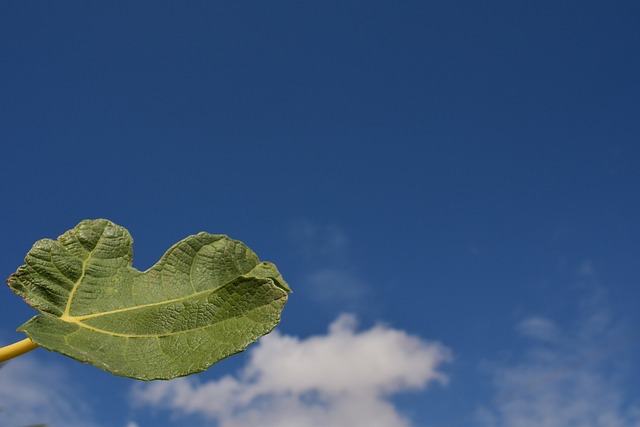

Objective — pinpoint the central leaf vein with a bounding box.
[70,285,219,321]
[64,297,272,338]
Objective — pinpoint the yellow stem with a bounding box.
[0,337,39,362]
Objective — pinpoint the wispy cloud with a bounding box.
[287,219,373,310]
[305,269,369,303]
[0,357,98,427]
[478,263,640,427]
[287,219,350,264]
[132,314,452,427]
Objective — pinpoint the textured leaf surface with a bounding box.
[6,219,291,380]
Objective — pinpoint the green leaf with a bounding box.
[6,219,291,380]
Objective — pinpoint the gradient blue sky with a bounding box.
[1,2,639,427]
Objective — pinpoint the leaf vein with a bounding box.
[63,225,106,317]
[68,300,273,338]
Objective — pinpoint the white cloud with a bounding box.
[133,314,452,427]
[0,357,98,427]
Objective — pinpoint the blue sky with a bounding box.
[1,1,639,426]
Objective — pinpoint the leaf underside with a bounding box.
[6,219,291,380]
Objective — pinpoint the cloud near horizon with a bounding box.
[0,357,98,427]
[132,314,452,427]
[478,268,640,427]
